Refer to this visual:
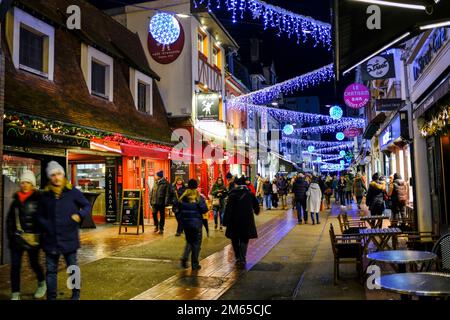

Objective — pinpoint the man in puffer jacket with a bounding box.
[175,179,209,271]
[388,173,409,225]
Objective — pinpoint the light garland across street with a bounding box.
[283,138,354,148]
[294,120,365,134]
[192,0,332,47]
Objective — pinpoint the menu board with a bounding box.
[170,161,190,184]
[119,190,144,235]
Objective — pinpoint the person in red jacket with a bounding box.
[245,177,256,195]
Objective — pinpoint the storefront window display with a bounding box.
[2,155,42,188]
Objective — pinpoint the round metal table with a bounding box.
[367,250,436,273]
[375,273,450,298]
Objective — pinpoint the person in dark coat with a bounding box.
[292,173,309,224]
[262,177,272,210]
[277,175,288,210]
[210,177,228,231]
[6,170,46,300]
[170,176,187,236]
[365,173,386,216]
[150,170,170,234]
[387,173,409,225]
[175,179,209,270]
[223,177,260,268]
[337,175,347,207]
[36,161,91,300]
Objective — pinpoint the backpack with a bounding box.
[395,182,408,204]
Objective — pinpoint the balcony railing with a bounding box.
[198,53,223,93]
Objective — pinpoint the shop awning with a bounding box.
[90,138,122,154]
[363,112,386,140]
[120,144,170,160]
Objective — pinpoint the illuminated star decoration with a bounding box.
[192,0,331,47]
[149,13,181,45]
[336,132,345,141]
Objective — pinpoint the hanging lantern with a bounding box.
[336,132,345,141]
[149,13,181,45]
[329,106,343,120]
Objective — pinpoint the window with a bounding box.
[91,60,107,97]
[19,26,45,72]
[212,46,221,68]
[130,68,153,115]
[198,30,207,56]
[11,8,55,79]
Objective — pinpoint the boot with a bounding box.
[316,212,320,224]
[11,292,20,300]
[311,213,315,225]
[180,259,189,269]
[34,281,47,299]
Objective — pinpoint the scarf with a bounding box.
[17,190,34,204]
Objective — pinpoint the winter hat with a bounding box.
[187,179,198,189]
[20,170,36,187]
[156,170,164,178]
[226,172,233,180]
[235,177,246,186]
[46,161,65,178]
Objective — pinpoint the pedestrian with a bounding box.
[345,174,353,205]
[338,175,347,207]
[387,173,409,226]
[150,170,170,234]
[37,161,91,300]
[211,177,227,231]
[292,173,309,224]
[223,177,260,268]
[277,175,288,210]
[332,175,339,203]
[324,176,333,209]
[365,173,386,216]
[175,179,209,270]
[262,177,272,210]
[255,174,264,205]
[353,173,367,209]
[170,176,186,237]
[226,172,236,192]
[306,177,322,225]
[7,170,46,300]
[271,179,279,208]
[245,177,256,195]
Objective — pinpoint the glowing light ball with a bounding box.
[149,13,181,45]
[307,146,315,153]
[336,132,345,141]
[329,106,343,120]
[340,160,345,165]
[283,124,295,135]
[317,157,322,162]
[339,150,346,157]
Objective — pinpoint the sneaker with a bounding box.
[34,281,47,299]
[11,292,20,300]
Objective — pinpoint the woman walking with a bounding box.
[171,176,187,237]
[306,177,322,225]
[223,177,260,268]
[175,179,209,270]
[262,177,272,210]
[271,179,279,208]
[7,170,46,300]
[366,173,386,216]
[324,176,333,209]
[211,177,228,231]
[338,176,347,207]
[353,173,367,210]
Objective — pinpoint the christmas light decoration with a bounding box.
[149,13,181,45]
[314,144,354,153]
[340,160,345,165]
[336,132,345,141]
[283,124,295,135]
[228,101,362,125]
[229,64,334,105]
[306,153,344,160]
[294,121,364,135]
[329,106,343,120]
[339,150,346,157]
[307,145,315,153]
[282,137,354,148]
[419,104,449,137]
[192,0,331,47]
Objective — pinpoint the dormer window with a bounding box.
[91,60,107,98]
[130,68,153,115]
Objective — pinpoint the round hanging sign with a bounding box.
[344,127,362,138]
[344,83,370,109]
[148,15,185,64]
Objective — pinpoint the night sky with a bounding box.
[88,0,353,106]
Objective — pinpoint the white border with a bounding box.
[130,68,153,115]
[86,46,114,102]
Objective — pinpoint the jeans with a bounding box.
[295,198,307,222]
[346,191,353,204]
[231,238,249,263]
[213,208,224,226]
[46,251,79,300]
[279,194,287,209]
[339,191,346,205]
[182,222,202,268]
[356,196,363,206]
[152,204,166,231]
[10,247,45,293]
[175,212,183,235]
[391,203,406,222]
[263,194,272,209]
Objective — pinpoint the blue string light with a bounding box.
[192,0,331,47]
[282,138,354,148]
[339,150,346,157]
[149,13,181,45]
[329,106,343,120]
[294,121,365,135]
[336,132,345,141]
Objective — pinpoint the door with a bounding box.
[426,137,443,235]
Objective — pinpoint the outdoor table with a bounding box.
[360,214,390,228]
[359,227,402,252]
[367,250,436,273]
[375,272,450,300]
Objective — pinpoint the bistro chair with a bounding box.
[329,223,363,285]
[404,231,439,251]
[426,233,450,273]
[337,213,367,235]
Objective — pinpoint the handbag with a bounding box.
[14,208,40,250]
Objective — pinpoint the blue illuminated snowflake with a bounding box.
[149,13,181,45]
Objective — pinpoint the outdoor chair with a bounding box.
[337,213,367,235]
[404,231,439,252]
[329,223,363,285]
[426,233,450,273]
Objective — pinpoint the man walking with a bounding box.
[292,173,309,224]
[150,170,170,234]
[277,175,288,210]
[37,161,91,300]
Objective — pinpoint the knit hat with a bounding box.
[156,170,164,178]
[187,179,198,189]
[46,161,65,178]
[235,177,246,186]
[20,170,36,187]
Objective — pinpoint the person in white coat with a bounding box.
[306,176,322,225]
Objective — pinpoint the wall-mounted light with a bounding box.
[176,13,190,18]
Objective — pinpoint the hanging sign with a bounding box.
[376,98,405,112]
[105,157,117,223]
[361,54,396,81]
[196,92,220,120]
[344,127,362,138]
[148,16,185,64]
[344,83,370,109]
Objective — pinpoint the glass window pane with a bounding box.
[19,27,44,72]
[137,82,147,112]
[91,61,106,96]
